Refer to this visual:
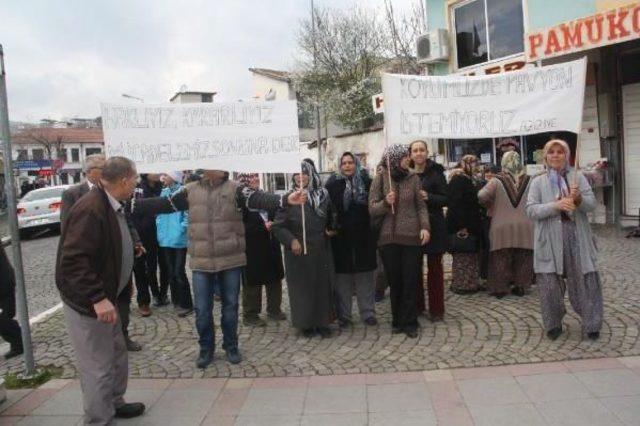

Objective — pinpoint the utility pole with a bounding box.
[0,45,35,375]
[311,0,323,171]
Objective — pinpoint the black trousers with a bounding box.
[133,241,169,306]
[162,248,193,309]
[0,246,22,350]
[379,244,421,331]
[242,280,283,318]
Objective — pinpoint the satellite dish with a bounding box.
[179,84,188,93]
[265,88,277,101]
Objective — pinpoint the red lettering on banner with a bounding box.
[545,30,562,55]
[560,22,583,50]
[608,10,631,40]
[528,34,543,59]
[633,6,640,34]
[585,15,604,43]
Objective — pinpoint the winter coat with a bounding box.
[156,184,189,249]
[525,170,598,275]
[446,172,482,238]
[243,208,284,286]
[325,173,377,273]
[416,160,448,255]
[131,180,162,245]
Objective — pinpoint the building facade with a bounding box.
[424,0,640,224]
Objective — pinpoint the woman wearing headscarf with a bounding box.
[526,139,603,341]
[272,160,335,338]
[478,152,534,298]
[447,155,483,294]
[325,152,378,328]
[238,173,286,327]
[369,144,430,338]
[409,140,448,321]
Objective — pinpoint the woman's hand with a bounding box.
[420,229,430,245]
[419,190,428,201]
[569,184,582,205]
[291,239,303,256]
[384,191,396,206]
[555,197,576,212]
[325,229,337,237]
[287,190,307,206]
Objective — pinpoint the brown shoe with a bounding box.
[138,305,151,317]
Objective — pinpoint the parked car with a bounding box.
[17,185,70,234]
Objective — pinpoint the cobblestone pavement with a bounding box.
[1,226,639,379]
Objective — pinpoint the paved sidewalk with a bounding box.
[1,356,640,425]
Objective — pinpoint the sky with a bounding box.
[0,0,418,123]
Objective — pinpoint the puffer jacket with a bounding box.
[156,184,188,249]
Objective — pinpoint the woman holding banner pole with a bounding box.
[525,139,603,341]
[272,160,336,338]
[369,144,430,338]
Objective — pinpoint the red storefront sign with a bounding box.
[526,1,640,61]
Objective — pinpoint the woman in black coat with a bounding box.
[447,155,483,294]
[325,152,378,327]
[410,140,447,321]
[238,173,286,327]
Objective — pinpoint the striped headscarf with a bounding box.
[543,139,571,198]
[293,159,329,217]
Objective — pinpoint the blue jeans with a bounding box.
[192,267,242,352]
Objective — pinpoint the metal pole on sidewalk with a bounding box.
[311,0,323,171]
[0,44,35,375]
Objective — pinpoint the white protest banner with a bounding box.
[101,101,301,173]
[382,57,587,143]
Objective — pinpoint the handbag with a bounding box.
[447,230,478,254]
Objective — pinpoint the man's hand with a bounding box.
[287,190,307,206]
[291,239,303,256]
[93,299,118,324]
[326,229,337,237]
[264,221,273,232]
[134,243,146,258]
[556,197,576,212]
[420,229,431,245]
[385,191,396,206]
[419,190,428,201]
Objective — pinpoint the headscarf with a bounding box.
[501,151,523,180]
[337,152,367,210]
[543,139,571,198]
[237,172,258,187]
[460,154,478,177]
[293,159,328,218]
[379,144,409,182]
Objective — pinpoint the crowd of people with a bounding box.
[51,137,605,424]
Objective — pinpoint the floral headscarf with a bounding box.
[543,139,571,198]
[460,154,478,177]
[501,151,523,179]
[337,152,367,210]
[237,172,259,187]
[293,159,329,217]
[379,144,410,182]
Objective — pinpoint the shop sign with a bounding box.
[526,1,640,61]
[13,159,53,170]
[455,56,533,76]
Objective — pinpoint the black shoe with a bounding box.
[153,296,169,307]
[126,338,142,352]
[364,317,378,326]
[196,349,213,369]
[511,287,526,297]
[392,327,403,334]
[491,292,507,299]
[404,328,419,338]
[337,318,352,329]
[243,316,267,327]
[587,331,600,340]
[225,347,242,364]
[450,287,478,295]
[317,327,333,338]
[4,346,23,360]
[267,312,287,321]
[547,327,563,341]
[176,307,193,317]
[115,402,146,419]
[301,328,316,338]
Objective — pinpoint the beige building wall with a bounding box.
[596,0,638,10]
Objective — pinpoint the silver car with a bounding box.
[17,185,70,232]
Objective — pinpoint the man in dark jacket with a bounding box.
[0,243,23,359]
[60,153,143,352]
[56,157,145,425]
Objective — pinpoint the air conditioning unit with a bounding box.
[416,29,450,64]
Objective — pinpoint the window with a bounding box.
[16,149,28,161]
[85,147,102,157]
[452,0,524,69]
[447,138,494,164]
[31,149,45,160]
[58,148,68,162]
[71,148,80,162]
[201,93,213,103]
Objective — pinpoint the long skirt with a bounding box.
[451,252,480,292]
[536,220,603,334]
[417,254,445,318]
[487,248,534,295]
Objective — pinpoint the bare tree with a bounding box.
[17,129,66,160]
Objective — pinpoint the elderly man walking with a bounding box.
[56,157,145,425]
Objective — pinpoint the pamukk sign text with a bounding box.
[382,58,586,142]
[526,1,640,61]
[101,101,301,173]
